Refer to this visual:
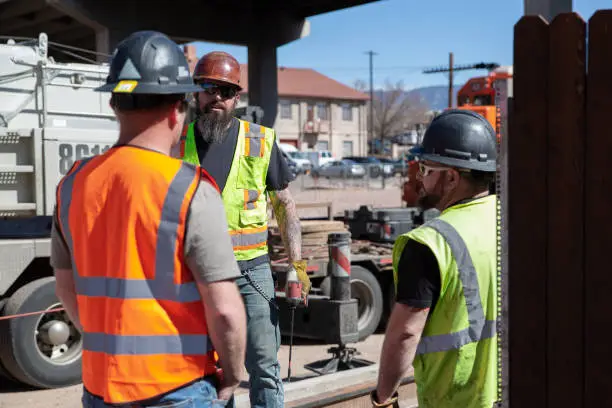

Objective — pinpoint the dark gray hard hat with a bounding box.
[417,109,497,172]
[95,31,201,94]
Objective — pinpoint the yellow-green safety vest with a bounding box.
[392,195,498,408]
[180,119,275,261]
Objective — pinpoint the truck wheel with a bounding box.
[0,277,82,388]
[350,266,384,341]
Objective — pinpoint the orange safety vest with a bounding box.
[56,146,219,405]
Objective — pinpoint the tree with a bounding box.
[354,79,430,146]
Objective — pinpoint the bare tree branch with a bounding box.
[354,79,430,147]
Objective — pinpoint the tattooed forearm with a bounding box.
[269,188,301,261]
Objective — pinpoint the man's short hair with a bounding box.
[462,169,496,191]
[110,93,187,112]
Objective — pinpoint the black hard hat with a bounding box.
[416,109,497,172]
[95,31,201,94]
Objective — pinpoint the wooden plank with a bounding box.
[509,15,549,408]
[546,12,586,408]
[584,9,612,408]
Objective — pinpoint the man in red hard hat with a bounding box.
[174,51,310,408]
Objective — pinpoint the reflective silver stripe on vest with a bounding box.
[245,189,259,210]
[58,162,201,303]
[231,228,268,248]
[245,122,263,157]
[83,332,213,355]
[415,218,497,356]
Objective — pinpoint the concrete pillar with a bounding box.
[95,27,129,61]
[183,45,197,74]
[247,42,278,128]
[524,0,573,21]
[95,28,109,63]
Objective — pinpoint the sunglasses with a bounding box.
[418,162,450,177]
[197,82,238,99]
[418,162,470,177]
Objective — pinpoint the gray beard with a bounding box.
[197,110,234,144]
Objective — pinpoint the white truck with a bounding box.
[0,33,118,388]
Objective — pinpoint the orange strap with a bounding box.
[200,167,220,194]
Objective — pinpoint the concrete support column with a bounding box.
[247,42,278,128]
[524,0,573,21]
[95,28,109,62]
[95,27,130,61]
[183,45,197,74]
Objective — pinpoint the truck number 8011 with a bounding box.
[58,143,111,175]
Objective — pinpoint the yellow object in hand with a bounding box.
[291,260,311,303]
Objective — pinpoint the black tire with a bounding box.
[350,266,384,341]
[0,277,82,388]
[0,359,17,383]
[320,265,384,341]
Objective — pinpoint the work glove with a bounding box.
[291,260,311,305]
[370,390,399,407]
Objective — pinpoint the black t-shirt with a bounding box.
[395,239,441,312]
[193,117,294,271]
[194,117,293,192]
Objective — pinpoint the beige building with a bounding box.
[237,65,370,159]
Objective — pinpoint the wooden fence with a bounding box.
[507,9,612,408]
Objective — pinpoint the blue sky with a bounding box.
[191,0,609,91]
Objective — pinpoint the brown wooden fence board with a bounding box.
[546,12,586,408]
[584,9,612,408]
[509,15,549,408]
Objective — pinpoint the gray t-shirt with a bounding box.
[50,181,240,284]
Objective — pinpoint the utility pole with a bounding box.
[365,50,378,153]
[448,52,454,109]
[423,58,500,110]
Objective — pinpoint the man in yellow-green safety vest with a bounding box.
[173,51,310,408]
[372,109,499,408]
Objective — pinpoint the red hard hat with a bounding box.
[193,51,242,90]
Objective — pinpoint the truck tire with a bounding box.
[350,266,384,341]
[0,277,82,388]
[320,265,384,341]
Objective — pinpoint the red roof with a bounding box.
[239,64,369,101]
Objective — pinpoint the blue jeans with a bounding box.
[236,262,284,408]
[81,376,232,407]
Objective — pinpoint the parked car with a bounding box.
[342,156,393,178]
[278,143,312,174]
[378,157,408,176]
[311,159,366,179]
[279,148,299,180]
[286,151,313,174]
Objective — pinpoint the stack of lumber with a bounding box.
[351,240,393,256]
[268,220,349,262]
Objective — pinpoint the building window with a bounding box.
[280,99,292,119]
[342,104,353,121]
[317,140,329,151]
[316,103,328,120]
[343,140,353,157]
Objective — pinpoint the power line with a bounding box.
[423,57,500,108]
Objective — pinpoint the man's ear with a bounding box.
[168,101,183,128]
[446,168,461,188]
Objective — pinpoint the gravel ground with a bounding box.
[0,184,404,408]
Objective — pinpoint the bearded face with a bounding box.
[195,84,239,144]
